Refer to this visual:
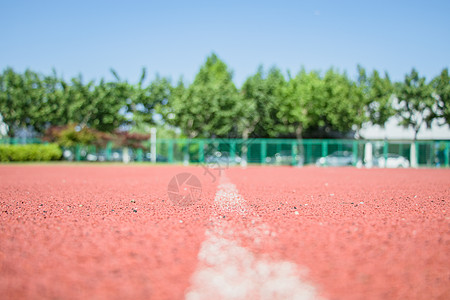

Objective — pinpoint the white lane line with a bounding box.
[185,175,321,300]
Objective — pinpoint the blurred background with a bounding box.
[0,0,449,167]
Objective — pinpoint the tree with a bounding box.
[240,66,287,138]
[114,68,172,132]
[319,69,367,135]
[134,74,171,130]
[32,70,71,131]
[165,53,241,138]
[0,68,34,135]
[396,69,435,140]
[66,75,127,132]
[279,69,324,140]
[431,68,450,125]
[357,66,395,128]
[0,68,64,136]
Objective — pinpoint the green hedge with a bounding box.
[0,144,62,162]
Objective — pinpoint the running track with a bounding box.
[0,165,449,299]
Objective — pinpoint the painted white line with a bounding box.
[185,175,321,300]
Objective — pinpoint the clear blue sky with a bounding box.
[1,0,449,86]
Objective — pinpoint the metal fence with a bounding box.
[150,139,449,168]
[1,137,449,167]
[0,137,43,144]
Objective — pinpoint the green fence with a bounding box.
[1,138,449,167]
[148,138,448,168]
[0,137,43,144]
[158,139,450,167]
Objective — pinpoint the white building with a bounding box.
[0,114,9,138]
[360,117,450,141]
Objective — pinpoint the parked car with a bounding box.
[265,151,299,165]
[144,153,168,162]
[373,154,410,168]
[205,151,241,166]
[316,151,362,167]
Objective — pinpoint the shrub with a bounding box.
[114,131,150,149]
[0,144,62,162]
[44,124,113,148]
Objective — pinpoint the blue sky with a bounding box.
[1,0,449,86]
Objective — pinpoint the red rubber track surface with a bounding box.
[1,165,449,299]
[0,166,217,300]
[226,167,450,300]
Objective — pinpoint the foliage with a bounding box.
[0,144,62,161]
[319,69,367,133]
[0,68,127,135]
[66,77,127,132]
[165,53,241,138]
[396,69,435,140]
[0,68,44,134]
[278,69,323,139]
[431,68,450,125]
[241,66,286,138]
[112,68,171,130]
[357,66,395,127]
[44,124,111,147]
[113,131,150,149]
[1,58,449,142]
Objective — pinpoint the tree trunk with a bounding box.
[295,124,305,166]
[410,129,419,168]
[241,128,249,167]
[123,147,130,164]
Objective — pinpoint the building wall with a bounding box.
[360,117,450,140]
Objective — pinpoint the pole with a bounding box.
[150,127,157,163]
[364,142,373,168]
[352,140,358,167]
[260,140,267,164]
[199,140,204,163]
[445,142,449,168]
[168,140,174,163]
[410,141,417,168]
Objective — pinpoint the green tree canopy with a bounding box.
[165,53,241,138]
[278,69,324,139]
[396,69,435,140]
[431,68,450,125]
[240,66,287,138]
[357,66,395,127]
[0,68,40,134]
[318,69,366,134]
[66,76,127,132]
[1,59,449,140]
[115,68,172,132]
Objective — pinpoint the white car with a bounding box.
[374,154,410,168]
[316,151,362,167]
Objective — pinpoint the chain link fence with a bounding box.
[1,138,449,167]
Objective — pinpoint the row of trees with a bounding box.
[1,54,449,141]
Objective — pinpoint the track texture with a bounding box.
[0,166,216,300]
[1,165,449,299]
[226,167,450,300]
